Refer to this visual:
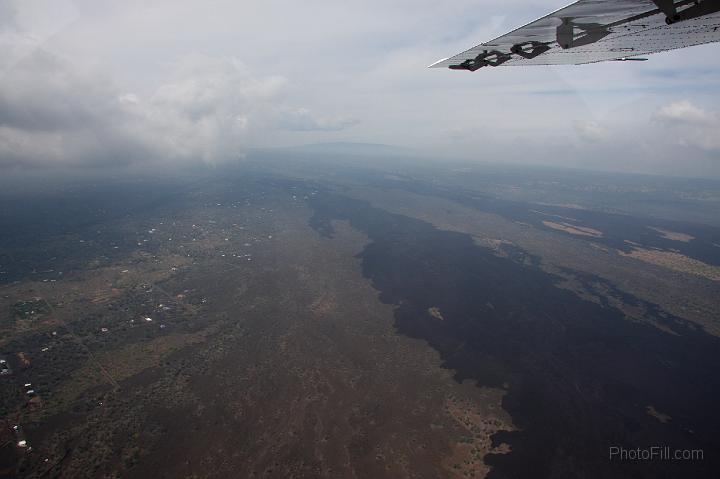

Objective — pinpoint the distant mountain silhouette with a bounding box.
[261,142,416,157]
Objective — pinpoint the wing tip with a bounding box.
[427,57,449,68]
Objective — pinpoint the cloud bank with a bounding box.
[0,50,358,167]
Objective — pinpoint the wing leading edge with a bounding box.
[430,0,720,70]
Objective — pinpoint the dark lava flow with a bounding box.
[348,171,720,266]
[307,191,720,479]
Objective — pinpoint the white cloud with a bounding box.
[654,101,720,153]
[574,121,608,143]
[655,100,715,125]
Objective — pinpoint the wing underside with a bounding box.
[430,0,720,69]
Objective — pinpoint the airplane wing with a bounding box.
[430,0,720,71]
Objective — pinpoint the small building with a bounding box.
[13,425,30,451]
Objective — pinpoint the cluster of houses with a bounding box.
[1,366,33,450]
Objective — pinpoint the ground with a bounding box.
[0,157,718,478]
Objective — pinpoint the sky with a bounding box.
[0,0,719,177]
